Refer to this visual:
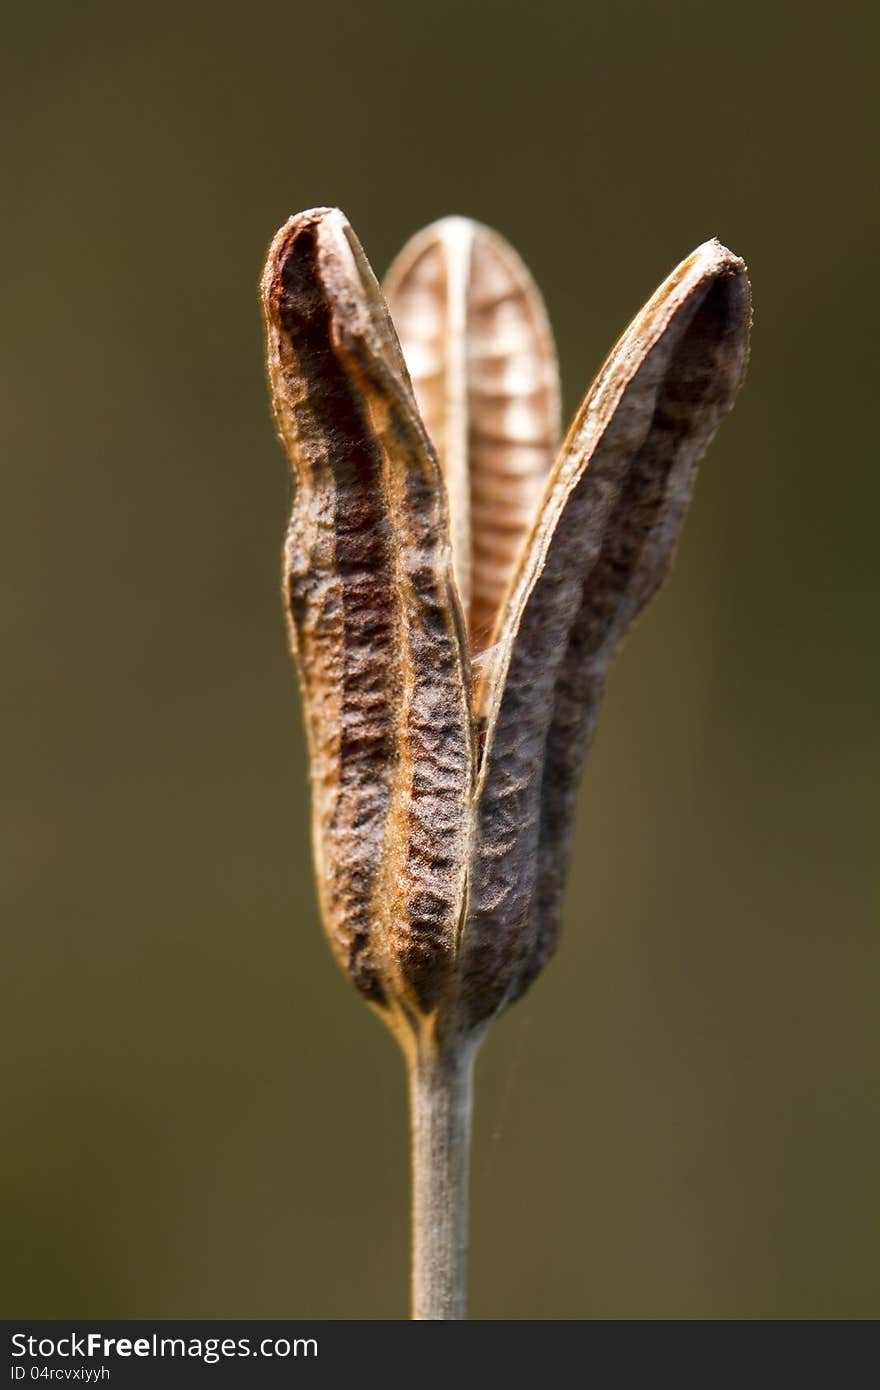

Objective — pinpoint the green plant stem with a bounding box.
[408,1034,479,1320]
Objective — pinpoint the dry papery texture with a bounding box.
[261,208,751,1046]
[384,219,561,654]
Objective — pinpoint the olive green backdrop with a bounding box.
[3,0,877,1318]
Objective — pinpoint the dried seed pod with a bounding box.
[261,210,751,1041]
[462,240,751,1024]
[260,209,474,1016]
[384,219,561,653]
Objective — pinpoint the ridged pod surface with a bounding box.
[384,219,561,653]
[261,208,751,1041]
[261,210,474,1018]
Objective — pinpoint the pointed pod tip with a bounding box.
[693,240,752,342]
[388,213,535,263]
[421,213,482,237]
[277,205,350,234]
[262,207,351,290]
[639,239,750,357]
[690,237,748,280]
[383,213,534,297]
[260,206,385,350]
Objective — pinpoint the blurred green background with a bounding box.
[3,0,877,1319]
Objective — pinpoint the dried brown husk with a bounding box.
[261,209,751,1038]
